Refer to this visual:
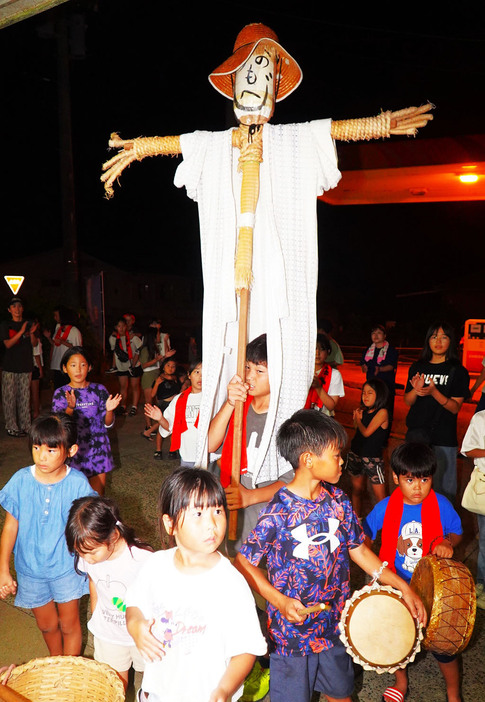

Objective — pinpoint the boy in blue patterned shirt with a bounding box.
[235,410,426,702]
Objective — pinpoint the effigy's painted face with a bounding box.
[233,43,277,125]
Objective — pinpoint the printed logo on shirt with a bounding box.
[396,520,423,574]
[423,374,449,387]
[152,607,207,654]
[291,519,340,560]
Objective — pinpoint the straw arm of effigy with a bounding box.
[331,103,434,141]
[101,133,182,198]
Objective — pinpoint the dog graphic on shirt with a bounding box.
[396,520,423,574]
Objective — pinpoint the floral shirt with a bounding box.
[239,483,363,656]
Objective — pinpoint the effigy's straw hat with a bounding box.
[209,23,302,102]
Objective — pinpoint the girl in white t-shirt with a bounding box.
[125,468,266,702]
[65,496,154,689]
[144,360,202,466]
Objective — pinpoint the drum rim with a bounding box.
[339,584,423,674]
[410,555,477,656]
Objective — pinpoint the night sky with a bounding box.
[2,1,484,334]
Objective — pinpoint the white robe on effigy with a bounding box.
[174,119,341,484]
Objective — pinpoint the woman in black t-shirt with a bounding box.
[404,321,470,502]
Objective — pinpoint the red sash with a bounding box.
[54,325,72,346]
[116,332,133,359]
[379,488,444,572]
[220,396,253,488]
[304,364,331,409]
[170,388,200,452]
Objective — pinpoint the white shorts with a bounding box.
[93,636,145,673]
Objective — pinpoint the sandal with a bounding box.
[153,451,162,460]
[6,429,20,437]
[129,406,137,417]
[141,432,154,442]
[382,688,406,702]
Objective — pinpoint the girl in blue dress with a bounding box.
[0,413,95,655]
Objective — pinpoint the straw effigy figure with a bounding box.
[101,23,433,537]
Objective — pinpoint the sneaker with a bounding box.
[129,406,137,417]
[240,660,270,702]
[105,367,117,374]
[153,451,162,460]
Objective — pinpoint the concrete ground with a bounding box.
[0,360,483,701]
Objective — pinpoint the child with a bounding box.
[305,332,345,416]
[144,360,202,467]
[108,317,143,416]
[65,495,154,689]
[149,357,182,460]
[208,333,293,549]
[125,468,267,702]
[460,409,485,609]
[0,413,96,655]
[363,442,463,702]
[346,377,389,518]
[52,347,122,496]
[235,410,426,702]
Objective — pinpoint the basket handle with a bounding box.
[0,685,30,702]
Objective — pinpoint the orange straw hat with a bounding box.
[209,23,302,102]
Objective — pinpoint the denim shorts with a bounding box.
[15,569,89,609]
[269,639,354,702]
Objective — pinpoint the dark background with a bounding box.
[1,1,484,340]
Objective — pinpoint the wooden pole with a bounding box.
[228,124,263,541]
[228,287,249,540]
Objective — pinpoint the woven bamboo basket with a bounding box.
[0,656,124,702]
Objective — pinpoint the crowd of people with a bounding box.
[0,305,484,702]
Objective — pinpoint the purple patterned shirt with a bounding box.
[239,483,363,656]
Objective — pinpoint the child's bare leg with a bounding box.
[130,377,140,409]
[383,667,408,701]
[118,375,128,411]
[437,658,461,702]
[32,601,63,655]
[350,475,365,518]
[117,670,129,690]
[325,697,352,702]
[156,431,162,453]
[371,481,386,505]
[57,599,82,655]
[89,472,107,496]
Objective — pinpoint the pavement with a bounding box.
[0,361,484,701]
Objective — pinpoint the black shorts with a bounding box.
[345,451,385,484]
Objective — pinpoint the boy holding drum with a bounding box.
[364,442,463,702]
[235,410,426,702]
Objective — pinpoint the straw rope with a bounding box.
[101,133,181,198]
[331,103,433,141]
[0,656,124,702]
[233,124,264,293]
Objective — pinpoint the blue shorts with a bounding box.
[269,640,354,702]
[15,569,89,609]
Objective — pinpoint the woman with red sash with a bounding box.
[305,333,345,416]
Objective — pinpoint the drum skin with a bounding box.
[339,585,422,673]
[410,555,476,656]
